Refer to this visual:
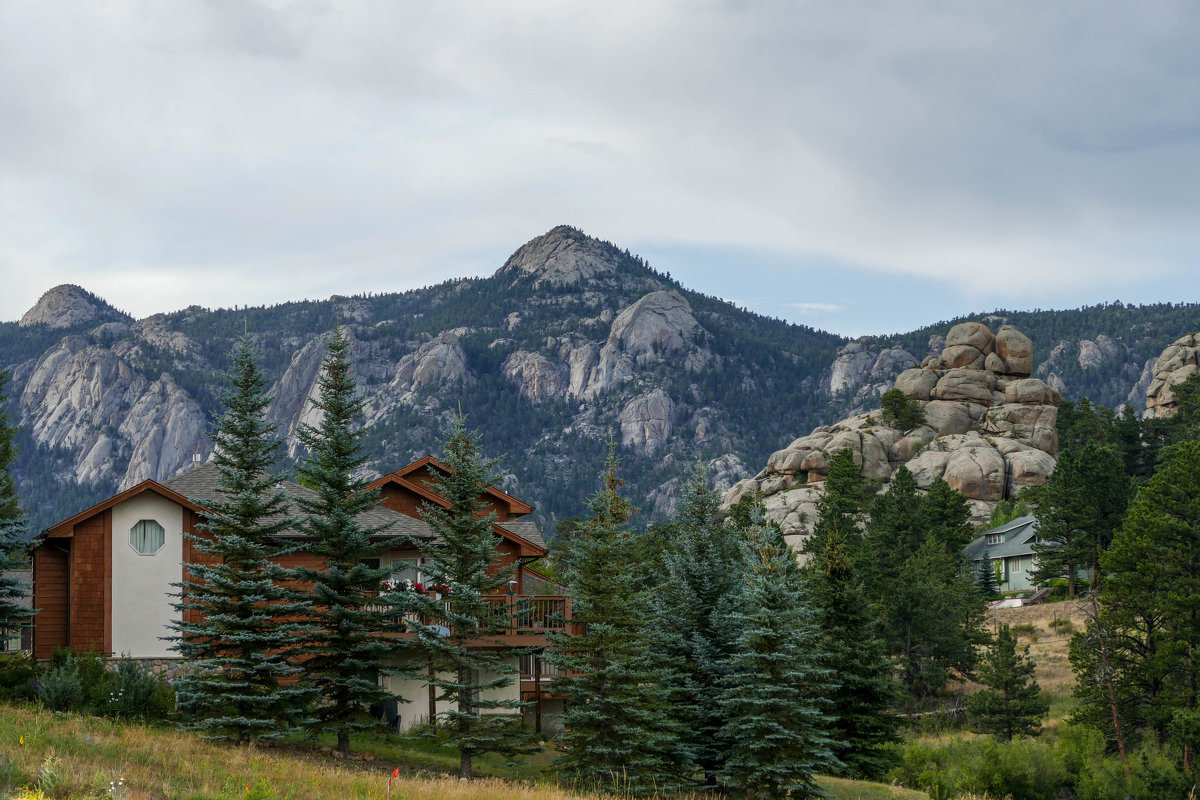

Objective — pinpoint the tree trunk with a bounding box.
[338,729,350,757]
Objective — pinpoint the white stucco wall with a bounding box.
[384,655,523,731]
[111,494,183,658]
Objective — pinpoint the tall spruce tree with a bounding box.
[294,328,400,756]
[718,516,839,799]
[549,447,696,795]
[0,371,32,643]
[173,337,314,742]
[802,527,902,779]
[967,623,1048,740]
[653,463,747,785]
[399,416,537,780]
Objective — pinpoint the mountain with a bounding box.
[3,226,1198,538]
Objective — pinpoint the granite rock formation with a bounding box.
[1144,333,1200,419]
[722,321,1058,550]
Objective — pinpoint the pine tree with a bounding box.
[718,517,839,799]
[653,463,747,785]
[549,447,696,795]
[967,623,1048,740]
[803,527,902,779]
[923,476,975,554]
[173,337,314,742]
[293,328,401,756]
[0,370,32,642]
[1072,440,1200,750]
[399,415,538,780]
[802,448,868,562]
[1033,442,1132,595]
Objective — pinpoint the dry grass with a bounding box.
[0,704,927,800]
[985,598,1087,695]
[0,704,577,800]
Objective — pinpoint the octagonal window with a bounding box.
[130,519,165,555]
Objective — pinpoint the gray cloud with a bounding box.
[1,2,1197,332]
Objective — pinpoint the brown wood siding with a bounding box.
[408,465,510,521]
[377,483,425,517]
[33,544,69,659]
[182,510,220,626]
[69,511,111,655]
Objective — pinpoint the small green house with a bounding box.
[961,516,1041,593]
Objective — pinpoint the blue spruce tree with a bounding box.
[398,415,538,779]
[653,463,747,786]
[294,328,404,756]
[549,447,696,795]
[0,371,32,645]
[718,516,839,799]
[173,337,314,741]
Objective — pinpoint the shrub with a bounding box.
[36,657,83,712]
[880,389,926,432]
[0,652,38,701]
[104,658,162,719]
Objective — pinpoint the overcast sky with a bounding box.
[2,2,1197,337]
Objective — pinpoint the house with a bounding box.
[30,457,566,731]
[961,515,1041,593]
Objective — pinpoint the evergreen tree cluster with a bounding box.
[549,457,905,797]
[173,329,532,768]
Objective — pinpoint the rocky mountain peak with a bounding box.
[493,225,629,288]
[19,284,130,329]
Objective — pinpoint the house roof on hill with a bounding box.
[961,515,1038,562]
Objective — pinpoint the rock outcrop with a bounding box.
[493,225,624,288]
[19,284,131,329]
[1144,333,1200,419]
[18,335,208,488]
[722,321,1059,548]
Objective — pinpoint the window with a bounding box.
[1011,557,1022,573]
[390,557,422,584]
[986,533,1004,545]
[129,519,165,555]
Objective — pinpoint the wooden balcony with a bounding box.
[368,593,573,644]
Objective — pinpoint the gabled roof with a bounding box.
[368,458,544,555]
[39,479,206,540]
[962,515,1039,562]
[38,464,437,545]
[372,456,534,517]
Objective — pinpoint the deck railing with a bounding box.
[366,593,570,637]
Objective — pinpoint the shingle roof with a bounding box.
[496,519,545,550]
[164,464,438,543]
[961,515,1039,562]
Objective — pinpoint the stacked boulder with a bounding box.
[1144,333,1200,419]
[722,322,1060,548]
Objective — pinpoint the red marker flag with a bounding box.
[392,766,401,778]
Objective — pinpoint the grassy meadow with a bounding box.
[0,703,928,800]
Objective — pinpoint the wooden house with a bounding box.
[30,457,566,730]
